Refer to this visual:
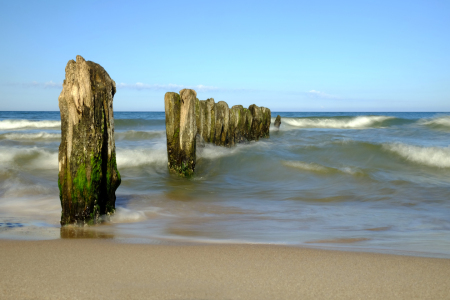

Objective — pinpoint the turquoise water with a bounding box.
[0,111,449,258]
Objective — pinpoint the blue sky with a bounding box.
[0,0,448,111]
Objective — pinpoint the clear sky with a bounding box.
[0,0,448,111]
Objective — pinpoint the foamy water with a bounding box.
[283,160,333,172]
[0,132,61,140]
[0,119,61,130]
[0,147,58,169]
[1,111,450,258]
[280,115,394,129]
[418,116,450,131]
[383,143,450,168]
[117,147,167,168]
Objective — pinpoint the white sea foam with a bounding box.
[283,160,365,176]
[116,147,167,168]
[0,120,61,130]
[0,196,60,223]
[198,144,242,160]
[28,150,58,170]
[197,141,266,160]
[282,116,394,129]
[0,184,60,221]
[110,207,147,223]
[383,143,450,168]
[0,148,15,164]
[283,161,331,172]
[1,132,61,140]
[340,167,361,175]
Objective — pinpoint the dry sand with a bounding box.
[1,239,449,299]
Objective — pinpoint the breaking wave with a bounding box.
[283,161,333,173]
[418,116,450,131]
[383,143,450,168]
[0,147,58,170]
[281,116,396,129]
[0,120,61,130]
[0,132,61,140]
[197,141,269,161]
[116,148,167,168]
[198,144,244,160]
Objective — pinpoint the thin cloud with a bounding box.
[7,81,63,89]
[44,81,61,88]
[308,90,341,99]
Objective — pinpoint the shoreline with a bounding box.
[2,224,450,259]
[1,239,449,299]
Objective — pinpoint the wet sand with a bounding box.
[1,239,449,300]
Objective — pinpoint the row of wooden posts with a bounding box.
[164,89,272,177]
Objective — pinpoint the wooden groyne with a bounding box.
[165,90,271,177]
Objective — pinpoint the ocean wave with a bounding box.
[1,176,56,198]
[197,141,267,161]
[0,120,60,130]
[116,147,167,168]
[0,195,60,221]
[0,147,58,169]
[418,116,450,131]
[0,132,61,140]
[283,161,333,173]
[383,143,450,168]
[281,116,395,129]
[197,144,243,160]
[282,160,363,176]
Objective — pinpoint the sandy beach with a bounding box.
[1,239,449,299]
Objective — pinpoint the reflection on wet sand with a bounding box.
[306,237,370,244]
[60,226,115,239]
[365,227,391,231]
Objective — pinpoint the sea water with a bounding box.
[0,111,449,258]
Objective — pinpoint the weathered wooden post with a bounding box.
[274,115,282,129]
[164,89,197,177]
[229,105,242,146]
[58,55,121,226]
[248,104,262,140]
[248,104,271,140]
[196,98,216,144]
[214,101,230,147]
[260,107,271,138]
